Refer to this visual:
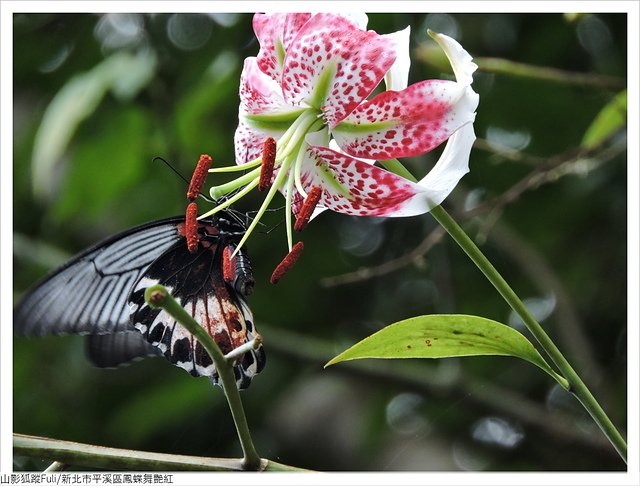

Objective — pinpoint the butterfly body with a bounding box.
[14,210,265,389]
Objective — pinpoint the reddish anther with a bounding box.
[222,246,237,284]
[294,186,323,232]
[187,154,213,201]
[258,137,277,191]
[185,202,199,253]
[270,241,304,284]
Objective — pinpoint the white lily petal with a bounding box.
[340,13,368,30]
[417,121,476,202]
[383,26,411,91]
[428,30,478,86]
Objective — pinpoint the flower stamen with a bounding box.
[270,241,304,284]
[222,245,236,284]
[185,202,199,253]
[208,158,262,173]
[294,186,323,232]
[187,154,212,201]
[208,166,261,200]
[258,137,277,191]
[230,155,295,257]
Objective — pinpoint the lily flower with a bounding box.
[202,12,479,262]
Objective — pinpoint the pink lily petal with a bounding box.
[234,120,286,164]
[302,143,431,217]
[331,79,478,160]
[253,13,312,81]
[236,57,301,164]
[281,13,397,127]
[239,57,301,116]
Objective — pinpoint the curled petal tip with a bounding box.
[429,31,478,86]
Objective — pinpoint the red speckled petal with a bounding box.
[235,57,298,164]
[332,79,478,160]
[302,144,435,217]
[234,119,285,165]
[281,13,397,127]
[253,13,312,81]
[239,57,299,116]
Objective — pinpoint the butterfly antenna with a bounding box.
[153,156,190,185]
[153,156,216,203]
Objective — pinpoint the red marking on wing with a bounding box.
[270,241,304,284]
[187,154,212,201]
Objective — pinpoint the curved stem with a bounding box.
[428,204,627,463]
[144,285,261,470]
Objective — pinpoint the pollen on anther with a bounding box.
[185,202,199,253]
[270,241,304,284]
[187,154,212,201]
[222,246,237,285]
[259,137,277,191]
[294,186,323,232]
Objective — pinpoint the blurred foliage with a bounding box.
[13,13,627,472]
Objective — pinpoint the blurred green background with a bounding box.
[13,13,627,471]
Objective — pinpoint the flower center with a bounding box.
[199,108,325,258]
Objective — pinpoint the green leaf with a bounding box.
[326,314,569,388]
[581,90,627,149]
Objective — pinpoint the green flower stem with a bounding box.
[144,285,261,471]
[380,158,626,461]
[428,204,627,463]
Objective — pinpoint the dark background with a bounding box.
[13,12,627,471]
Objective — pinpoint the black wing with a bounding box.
[15,214,265,389]
[14,218,183,337]
[86,331,161,368]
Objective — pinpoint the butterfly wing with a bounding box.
[14,218,184,337]
[86,331,161,368]
[15,214,265,388]
[128,224,265,390]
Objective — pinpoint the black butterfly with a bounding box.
[14,210,266,390]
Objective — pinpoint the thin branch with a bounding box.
[322,137,625,288]
[414,44,625,90]
[461,141,625,220]
[320,226,446,287]
[473,137,546,166]
[475,56,626,90]
[13,434,308,472]
[44,461,68,472]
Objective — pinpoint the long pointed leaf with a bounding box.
[326,314,568,388]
